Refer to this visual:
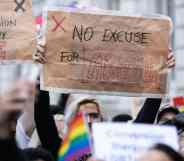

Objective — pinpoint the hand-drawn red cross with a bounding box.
[52,16,66,32]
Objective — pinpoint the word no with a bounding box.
[73,25,94,42]
[60,51,79,63]
[14,0,26,12]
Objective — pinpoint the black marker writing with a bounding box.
[0,16,16,28]
[60,51,79,63]
[102,29,151,44]
[72,25,94,42]
[14,0,26,12]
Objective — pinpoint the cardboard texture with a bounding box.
[43,9,172,96]
[0,0,36,61]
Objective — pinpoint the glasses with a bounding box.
[85,112,101,120]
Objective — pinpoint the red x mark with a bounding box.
[52,16,66,32]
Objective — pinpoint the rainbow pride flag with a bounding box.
[58,112,91,161]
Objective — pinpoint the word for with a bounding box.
[14,0,26,12]
[0,31,7,40]
[0,16,16,28]
[52,16,66,32]
[60,51,79,63]
[72,25,151,45]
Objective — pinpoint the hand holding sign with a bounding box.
[33,42,47,64]
[154,50,175,74]
[167,50,175,69]
[33,38,47,64]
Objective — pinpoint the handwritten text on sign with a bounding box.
[0,0,35,61]
[43,10,172,95]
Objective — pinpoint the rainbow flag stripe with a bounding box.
[58,112,91,161]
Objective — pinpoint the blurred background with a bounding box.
[32,0,184,119]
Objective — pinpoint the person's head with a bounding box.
[23,147,54,161]
[76,99,102,128]
[112,114,132,122]
[157,107,179,124]
[138,143,184,161]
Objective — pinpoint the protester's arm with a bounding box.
[134,52,175,123]
[16,97,35,149]
[0,81,34,161]
[134,98,162,123]
[33,41,47,64]
[18,98,35,136]
[34,90,61,159]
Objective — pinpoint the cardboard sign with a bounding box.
[42,8,172,96]
[92,123,179,161]
[0,0,36,61]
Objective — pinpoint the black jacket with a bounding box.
[0,138,26,161]
[34,90,61,160]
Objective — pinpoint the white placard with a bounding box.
[92,123,179,161]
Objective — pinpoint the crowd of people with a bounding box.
[1,3,184,161]
[0,50,184,161]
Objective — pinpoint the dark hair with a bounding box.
[50,105,64,115]
[151,144,184,161]
[112,114,132,122]
[23,148,54,161]
[76,99,103,121]
[157,107,179,123]
[77,99,101,114]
